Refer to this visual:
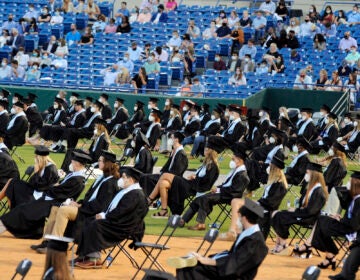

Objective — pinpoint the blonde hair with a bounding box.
[203,148,219,170]
[325,115,339,130]
[304,171,328,206]
[34,155,56,174]
[279,106,289,118]
[95,123,110,143]
[267,164,288,189]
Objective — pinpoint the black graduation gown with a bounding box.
[134,147,153,174]
[140,148,188,196]
[223,120,246,145]
[184,118,201,137]
[177,230,268,280]
[146,122,161,149]
[312,196,360,255]
[5,164,59,209]
[340,123,354,137]
[0,174,85,239]
[200,121,221,137]
[116,109,144,139]
[272,186,327,239]
[76,188,148,256]
[258,119,271,137]
[310,125,339,153]
[168,163,219,215]
[161,109,170,128]
[164,116,182,133]
[0,151,20,189]
[285,152,310,185]
[88,134,109,163]
[0,112,9,133]
[5,115,28,150]
[200,112,211,129]
[346,130,360,153]
[324,157,347,192]
[102,104,113,121]
[107,107,129,132]
[25,106,43,137]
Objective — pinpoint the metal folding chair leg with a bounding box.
[102,239,140,269]
[10,146,25,164]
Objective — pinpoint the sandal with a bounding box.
[151,208,169,219]
[292,243,312,258]
[147,197,154,206]
[317,256,336,270]
[271,243,289,255]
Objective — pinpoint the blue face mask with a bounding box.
[111,68,117,72]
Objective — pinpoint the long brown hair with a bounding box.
[203,148,219,170]
[103,160,120,179]
[95,123,110,143]
[350,177,360,198]
[267,164,288,189]
[304,171,328,206]
[42,249,74,280]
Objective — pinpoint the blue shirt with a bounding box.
[65,31,81,44]
[348,12,360,23]
[239,45,257,59]
[252,16,267,29]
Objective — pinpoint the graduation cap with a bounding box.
[71,92,80,98]
[71,151,92,165]
[217,103,227,112]
[14,93,23,100]
[100,93,109,100]
[121,167,143,181]
[184,99,195,107]
[351,171,360,179]
[172,104,180,111]
[54,97,64,105]
[332,142,346,153]
[27,93,37,101]
[261,106,271,115]
[94,118,107,127]
[228,104,242,115]
[202,103,210,110]
[230,143,247,160]
[213,106,223,115]
[85,96,93,102]
[13,101,24,109]
[206,136,223,153]
[0,99,9,109]
[300,108,313,114]
[151,108,162,118]
[1,88,10,98]
[116,97,125,103]
[44,235,74,252]
[149,97,159,103]
[344,113,352,120]
[271,156,285,169]
[191,104,201,113]
[93,100,104,110]
[244,197,264,218]
[101,150,116,163]
[306,162,323,173]
[74,99,84,106]
[136,131,150,147]
[35,145,50,156]
[296,136,312,151]
[270,127,286,138]
[172,131,185,143]
[320,104,331,113]
[136,100,145,107]
[328,112,337,120]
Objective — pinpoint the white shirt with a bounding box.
[100,68,119,86]
[167,36,181,48]
[127,47,143,61]
[14,53,29,69]
[51,58,68,69]
[51,15,64,25]
[0,65,11,79]
[259,1,276,14]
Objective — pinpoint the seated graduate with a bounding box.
[0,151,91,239]
[271,162,328,255]
[169,198,268,280]
[74,167,148,269]
[288,108,317,147]
[0,132,20,190]
[315,104,331,133]
[257,106,275,139]
[159,104,182,154]
[30,151,119,254]
[285,136,311,186]
[238,115,262,151]
[310,111,339,154]
[142,108,162,150]
[0,146,59,209]
[0,99,10,134]
[338,114,360,155]
[107,97,129,133]
[140,131,188,196]
[115,100,145,139]
[148,137,221,218]
[339,113,354,137]
[132,131,153,174]
[219,156,288,241]
[293,171,360,270]
[180,144,250,231]
[23,97,43,138]
[182,104,201,143]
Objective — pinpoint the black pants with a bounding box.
[338,244,360,280]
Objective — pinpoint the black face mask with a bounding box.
[304,19,309,22]
[8,18,13,22]
[344,35,349,39]
[132,47,137,50]
[222,23,227,27]
[71,28,75,31]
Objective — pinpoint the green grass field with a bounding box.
[5,144,359,237]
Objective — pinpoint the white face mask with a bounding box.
[324,118,329,124]
[183,105,189,111]
[320,111,325,117]
[168,138,174,147]
[328,148,334,156]
[343,118,350,124]
[134,106,138,111]
[93,129,98,135]
[269,136,276,144]
[211,114,216,120]
[292,145,299,153]
[56,94,61,98]
[346,180,351,190]
[69,96,76,102]
[33,65,38,70]
[224,111,229,117]
[68,163,74,172]
[53,104,59,109]
[114,103,119,109]
[229,115,235,121]
[90,107,96,113]
[147,104,152,110]
[98,98,104,103]
[10,107,16,114]
[229,160,237,169]
[1,62,6,67]
[12,98,17,104]
[298,113,302,119]
[165,101,170,106]
[301,115,307,121]
[130,140,136,148]
[304,173,310,182]
[259,111,264,117]
[266,166,270,174]
[354,121,358,127]
[148,115,155,122]
[117,178,124,188]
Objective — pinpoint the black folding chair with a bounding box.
[289,223,320,257]
[133,215,182,280]
[333,236,351,268]
[10,259,32,280]
[196,228,219,256]
[21,166,34,182]
[209,203,232,231]
[118,148,134,166]
[10,145,25,164]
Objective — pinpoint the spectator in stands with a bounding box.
[14,47,29,69]
[215,19,232,39]
[85,0,100,21]
[186,20,200,39]
[339,31,358,52]
[293,69,313,90]
[115,2,130,23]
[25,62,41,81]
[263,43,280,64]
[50,8,63,25]
[344,72,360,103]
[62,0,75,13]
[190,77,205,96]
[170,48,182,63]
[115,66,130,85]
[117,52,134,72]
[183,47,195,77]
[334,10,347,26]
[215,10,227,27]
[43,36,58,54]
[165,0,177,12]
[104,18,117,34]
[177,77,192,96]
[213,54,227,71]
[308,5,320,23]
[100,64,120,86]
[338,60,352,77]
[74,0,85,13]
[136,7,152,23]
[50,55,68,69]
[263,27,278,48]
[40,52,52,68]
[346,4,360,26]
[240,54,255,73]
[24,18,39,35]
[299,15,318,37]
[321,5,335,24]
[151,0,160,13]
[286,30,300,49]
[10,60,25,79]
[132,67,148,94]
[321,21,337,37]
[313,33,326,51]
[29,49,41,67]
[269,54,285,74]
[38,6,51,24]
[240,10,252,27]
[180,33,194,51]
[1,14,18,33]
[259,0,276,15]
[151,4,168,24]
[290,49,301,62]
[239,39,257,60]
[154,46,168,62]
[167,30,182,50]
[252,11,267,44]
[92,14,107,34]
[230,22,244,53]
[65,24,81,46]
[325,70,343,91]
[228,67,247,86]
[7,28,24,56]
[202,21,217,40]
[274,0,288,22]
[140,42,152,61]
[23,4,40,22]
[143,53,160,74]
[55,39,68,57]
[314,69,329,90]
[286,17,300,36]
[227,51,241,72]
[256,60,269,75]
[345,45,360,66]
[79,27,94,45]
[228,10,240,29]
[116,15,131,33]
[140,0,152,11]
[0,58,11,79]
[128,42,143,61]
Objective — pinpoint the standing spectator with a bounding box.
[252,11,267,44]
[0,58,11,79]
[274,0,288,22]
[154,46,168,62]
[347,4,360,26]
[38,6,51,24]
[240,10,252,27]
[25,63,41,81]
[115,1,130,24]
[127,42,143,61]
[313,33,326,51]
[338,31,358,52]
[136,7,152,23]
[151,4,168,24]
[6,28,24,56]
[240,54,255,73]
[259,0,276,15]
[143,53,160,74]
[334,10,347,26]
[132,67,148,94]
[85,0,100,21]
[230,23,244,53]
[345,45,360,66]
[286,30,300,49]
[165,0,177,12]
[50,8,63,25]
[186,20,200,39]
[79,27,94,45]
[23,4,40,22]
[10,60,25,79]
[24,18,38,35]
[100,64,120,86]
[92,14,107,34]
[62,0,75,13]
[215,20,232,39]
[314,69,329,90]
[286,18,300,35]
[321,5,335,24]
[55,39,68,57]
[167,30,182,50]
[239,39,257,60]
[65,24,81,46]
[116,15,131,33]
[104,18,117,34]
[202,21,217,40]
[183,47,195,77]
[308,5,320,23]
[14,47,29,69]
[294,69,313,90]
[170,48,182,63]
[180,33,194,51]
[213,54,227,71]
[325,70,343,91]
[228,10,240,29]
[228,67,247,86]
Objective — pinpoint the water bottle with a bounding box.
[208,223,220,229]
[294,198,300,209]
[105,255,113,267]
[286,200,291,209]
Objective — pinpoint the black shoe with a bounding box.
[56,145,66,153]
[30,240,48,251]
[328,275,347,280]
[318,256,336,270]
[36,247,47,254]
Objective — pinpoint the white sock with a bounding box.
[0,221,7,234]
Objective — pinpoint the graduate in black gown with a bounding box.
[0,146,59,209]
[107,97,129,133]
[115,100,145,139]
[143,108,162,150]
[271,162,328,255]
[341,115,360,155]
[339,113,354,137]
[23,98,43,138]
[74,167,148,269]
[294,171,360,271]
[0,132,19,190]
[0,99,9,134]
[0,151,91,239]
[170,198,268,280]
[133,131,153,174]
[148,137,220,218]
[180,144,250,231]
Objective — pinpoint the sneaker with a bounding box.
[30,240,48,251]
[167,255,197,269]
[36,247,47,254]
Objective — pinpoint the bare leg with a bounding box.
[149,173,175,201]
[0,178,13,200]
